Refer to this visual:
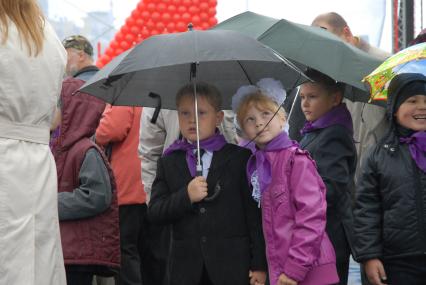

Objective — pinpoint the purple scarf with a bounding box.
[246,131,297,194]
[400,131,426,173]
[239,139,256,154]
[49,126,61,152]
[300,103,354,136]
[163,130,227,177]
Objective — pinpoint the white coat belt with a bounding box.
[0,121,50,144]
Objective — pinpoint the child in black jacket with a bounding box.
[148,82,267,285]
[354,73,426,285]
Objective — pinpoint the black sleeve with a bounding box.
[148,157,194,224]
[310,127,355,211]
[58,148,112,221]
[353,147,383,262]
[239,152,267,271]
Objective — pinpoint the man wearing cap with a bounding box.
[62,35,99,80]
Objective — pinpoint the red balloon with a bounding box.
[172,0,181,4]
[167,5,176,13]
[124,33,135,43]
[151,12,161,21]
[176,21,186,32]
[192,0,200,4]
[121,25,130,35]
[110,40,118,49]
[192,15,201,26]
[209,0,217,5]
[182,12,191,22]
[188,6,199,15]
[200,12,209,21]
[156,21,165,31]
[162,13,171,23]
[136,2,145,13]
[150,29,160,36]
[146,20,155,30]
[157,3,167,13]
[182,0,192,7]
[201,22,210,30]
[207,7,216,16]
[104,47,114,56]
[136,18,144,28]
[172,13,181,22]
[102,54,111,63]
[141,29,150,38]
[115,31,124,41]
[115,48,124,56]
[208,17,217,26]
[177,6,187,13]
[130,26,140,36]
[200,2,209,11]
[147,3,156,12]
[120,41,130,50]
[126,16,136,27]
[131,10,140,20]
[166,22,176,31]
[136,36,144,43]
[141,11,150,21]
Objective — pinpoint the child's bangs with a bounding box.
[237,93,285,127]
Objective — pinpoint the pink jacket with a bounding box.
[261,147,338,285]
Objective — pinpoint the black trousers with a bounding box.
[384,255,426,285]
[66,267,93,285]
[199,265,214,285]
[118,204,147,285]
[329,224,351,285]
[139,212,171,285]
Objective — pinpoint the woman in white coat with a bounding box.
[0,0,67,284]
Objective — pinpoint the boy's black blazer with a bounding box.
[149,143,266,285]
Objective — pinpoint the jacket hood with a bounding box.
[387,73,426,123]
[59,77,105,150]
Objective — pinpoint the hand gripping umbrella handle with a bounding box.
[204,182,221,202]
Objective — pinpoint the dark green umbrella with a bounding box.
[213,11,383,103]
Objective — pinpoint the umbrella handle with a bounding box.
[204,181,221,202]
[149,92,162,124]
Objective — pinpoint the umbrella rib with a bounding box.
[237,61,253,84]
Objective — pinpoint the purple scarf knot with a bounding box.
[300,103,354,136]
[163,130,227,177]
[246,131,297,194]
[400,131,426,173]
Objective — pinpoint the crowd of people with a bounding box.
[1,1,426,285]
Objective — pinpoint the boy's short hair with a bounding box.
[176,82,222,111]
[305,68,345,97]
[236,91,286,129]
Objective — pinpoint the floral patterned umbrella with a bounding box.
[363,42,426,102]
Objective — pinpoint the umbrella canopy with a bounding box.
[364,42,426,101]
[80,29,306,109]
[213,11,383,103]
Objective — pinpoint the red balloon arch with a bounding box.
[96,0,218,67]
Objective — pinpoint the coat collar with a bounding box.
[300,131,319,149]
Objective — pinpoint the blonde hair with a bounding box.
[0,0,45,56]
[236,91,286,129]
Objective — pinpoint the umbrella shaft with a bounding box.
[193,81,202,172]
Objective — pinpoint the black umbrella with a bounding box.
[81,28,307,174]
[80,29,307,109]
